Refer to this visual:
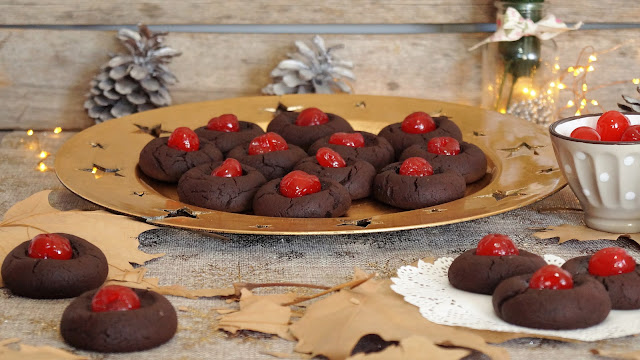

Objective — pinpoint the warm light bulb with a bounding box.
[578,67,585,73]
[582,84,588,92]
[568,67,575,72]
[38,151,49,159]
[587,65,594,72]
[589,55,597,62]
[557,83,566,90]
[547,89,552,95]
[549,82,556,87]
[633,78,640,85]
[581,99,587,106]
[523,87,530,94]
[573,70,580,76]
[567,100,575,107]
[26,129,34,136]
[591,100,599,106]
[38,162,47,172]
[554,64,560,70]
[91,167,98,174]
[530,90,537,97]
[575,110,581,115]
[53,127,62,134]
[499,109,506,114]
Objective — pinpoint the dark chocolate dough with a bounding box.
[266,111,353,151]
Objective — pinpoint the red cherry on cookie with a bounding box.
[212,158,243,177]
[529,265,574,290]
[316,147,346,168]
[570,126,601,141]
[596,110,630,141]
[621,125,640,142]
[168,127,200,152]
[329,132,365,148]
[400,112,436,134]
[296,108,329,126]
[27,233,73,260]
[475,233,519,256]
[588,247,636,276]
[206,114,239,132]
[427,136,460,155]
[399,157,433,177]
[279,170,322,198]
[91,285,141,313]
[248,132,289,155]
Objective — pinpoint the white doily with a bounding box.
[391,255,640,341]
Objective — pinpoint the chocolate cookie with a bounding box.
[294,156,376,200]
[194,121,265,154]
[253,178,351,218]
[372,162,466,210]
[307,131,395,170]
[266,111,353,151]
[1,234,108,299]
[399,141,487,184]
[562,255,640,309]
[378,116,463,158]
[227,143,307,181]
[60,288,177,352]
[177,161,267,213]
[138,137,223,183]
[492,273,611,329]
[448,249,547,294]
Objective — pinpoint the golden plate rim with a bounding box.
[54,94,566,235]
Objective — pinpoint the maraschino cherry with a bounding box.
[529,265,574,290]
[279,170,321,198]
[621,125,640,142]
[475,233,519,256]
[316,147,346,168]
[399,157,433,177]
[588,247,636,277]
[400,112,436,134]
[296,108,329,126]
[168,127,200,152]
[248,132,289,155]
[570,126,601,141]
[427,136,460,155]
[206,114,239,132]
[212,158,242,177]
[91,285,141,312]
[596,110,630,141]
[27,233,73,260]
[329,132,365,148]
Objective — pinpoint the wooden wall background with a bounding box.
[0,0,639,130]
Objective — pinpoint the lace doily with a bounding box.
[391,255,640,341]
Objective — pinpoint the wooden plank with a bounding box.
[0,1,638,25]
[0,28,638,130]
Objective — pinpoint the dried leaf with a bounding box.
[533,224,639,244]
[346,336,469,360]
[289,276,507,360]
[591,348,640,360]
[218,291,294,340]
[0,338,87,360]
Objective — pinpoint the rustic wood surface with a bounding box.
[0,1,638,24]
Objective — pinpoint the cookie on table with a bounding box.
[377,112,463,158]
[308,131,395,171]
[253,170,351,218]
[61,285,177,352]
[266,107,353,151]
[1,233,108,299]
[562,247,640,309]
[138,127,223,183]
[447,233,547,295]
[177,159,267,213]
[194,113,265,154]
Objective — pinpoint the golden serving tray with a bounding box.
[55,94,565,235]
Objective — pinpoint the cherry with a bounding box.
[27,233,73,260]
[295,108,329,126]
[570,126,601,141]
[168,127,200,152]
[400,112,436,134]
[248,132,289,155]
[588,247,636,277]
[475,233,519,256]
[206,114,239,132]
[529,265,574,290]
[329,132,365,148]
[427,136,460,155]
[91,285,141,312]
[212,158,242,177]
[399,157,433,177]
[621,125,640,142]
[279,170,322,198]
[316,147,346,168]
[595,110,630,141]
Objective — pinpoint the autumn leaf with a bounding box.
[591,348,640,360]
[0,338,87,360]
[533,224,639,244]
[346,336,469,360]
[289,276,508,360]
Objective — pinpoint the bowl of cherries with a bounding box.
[549,110,640,233]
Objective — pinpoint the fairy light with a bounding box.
[591,100,599,106]
[589,55,597,62]
[37,162,47,172]
[53,127,62,134]
[91,166,98,174]
[567,100,575,107]
[26,129,34,136]
[582,84,588,92]
[557,83,566,90]
[634,78,640,85]
[38,151,49,159]
[530,89,537,97]
[523,87,530,94]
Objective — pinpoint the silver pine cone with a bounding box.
[84,24,181,123]
[619,86,640,112]
[262,35,355,95]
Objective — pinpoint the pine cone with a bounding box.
[619,86,640,112]
[84,24,181,123]
[262,35,355,95]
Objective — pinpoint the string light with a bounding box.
[634,79,640,85]
[38,151,49,159]
[37,162,48,172]
[53,127,62,134]
[26,129,33,136]
[91,167,98,174]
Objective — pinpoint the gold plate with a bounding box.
[55,94,565,235]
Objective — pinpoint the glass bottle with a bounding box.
[481,0,559,126]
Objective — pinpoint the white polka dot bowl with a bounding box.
[549,113,640,233]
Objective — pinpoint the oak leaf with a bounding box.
[0,338,87,360]
[533,224,639,244]
[346,336,469,360]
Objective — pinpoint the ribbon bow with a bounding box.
[469,7,582,51]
